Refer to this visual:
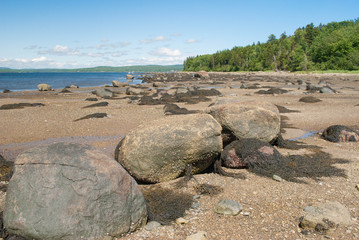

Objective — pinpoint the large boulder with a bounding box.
[115,114,223,183]
[93,88,114,98]
[37,83,52,91]
[322,125,359,142]
[4,142,147,240]
[126,86,148,95]
[206,100,280,144]
[126,74,135,80]
[112,80,129,87]
[221,138,283,168]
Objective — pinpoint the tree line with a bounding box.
[184,19,359,72]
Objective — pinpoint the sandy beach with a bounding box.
[1,71,359,239]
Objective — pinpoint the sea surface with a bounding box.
[0,72,142,91]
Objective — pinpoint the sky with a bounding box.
[1,0,358,69]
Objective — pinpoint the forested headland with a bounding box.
[184,19,359,72]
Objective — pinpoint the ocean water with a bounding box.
[0,72,142,91]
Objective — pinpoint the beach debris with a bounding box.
[300,201,352,234]
[299,96,322,103]
[221,138,283,169]
[83,102,108,108]
[74,113,107,121]
[92,88,113,99]
[115,114,222,183]
[322,125,359,142]
[37,83,52,91]
[207,100,280,145]
[4,142,147,239]
[0,103,44,110]
[2,89,10,93]
[214,199,242,216]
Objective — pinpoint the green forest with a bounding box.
[184,19,359,72]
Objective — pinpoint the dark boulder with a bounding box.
[4,142,147,240]
[299,96,322,103]
[221,139,283,169]
[92,88,114,99]
[322,125,359,142]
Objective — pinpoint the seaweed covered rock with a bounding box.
[322,125,359,142]
[4,142,147,240]
[207,100,280,144]
[0,154,13,181]
[221,138,283,169]
[115,114,222,183]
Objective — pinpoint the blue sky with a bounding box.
[1,0,358,69]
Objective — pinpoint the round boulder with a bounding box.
[37,83,52,91]
[207,100,280,144]
[221,138,283,168]
[93,88,114,98]
[115,114,223,183]
[322,125,359,142]
[4,142,147,240]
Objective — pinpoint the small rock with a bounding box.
[176,217,189,224]
[272,174,283,182]
[300,201,352,233]
[214,199,242,216]
[243,212,250,216]
[145,221,161,231]
[191,202,201,209]
[356,184,359,191]
[186,231,207,240]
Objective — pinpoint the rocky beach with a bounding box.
[1,71,359,239]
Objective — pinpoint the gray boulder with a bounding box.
[112,80,129,87]
[93,88,114,98]
[126,74,135,80]
[206,100,280,144]
[300,201,352,233]
[115,114,223,183]
[37,83,52,91]
[126,87,148,95]
[4,142,147,240]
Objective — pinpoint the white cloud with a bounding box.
[140,36,169,43]
[120,41,131,47]
[32,56,47,62]
[38,45,82,56]
[53,45,69,53]
[150,47,181,57]
[186,39,198,44]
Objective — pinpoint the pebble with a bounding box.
[186,231,207,240]
[176,217,189,224]
[243,212,250,216]
[272,174,283,182]
[355,184,359,191]
[191,202,201,209]
[214,199,242,216]
[145,221,161,231]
